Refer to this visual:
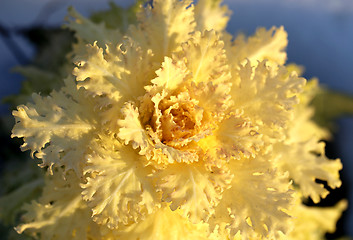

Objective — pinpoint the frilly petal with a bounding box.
[11,78,97,176]
[81,135,158,228]
[155,161,232,223]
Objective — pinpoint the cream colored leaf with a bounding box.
[271,78,341,203]
[151,56,189,92]
[288,79,330,142]
[285,196,347,240]
[81,136,158,228]
[146,89,166,138]
[152,140,200,164]
[73,41,149,102]
[194,0,231,32]
[215,114,264,159]
[103,39,155,99]
[231,26,288,66]
[15,170,99,240]
[105,205,212,240]
[289,105,329,143]
[11,78,97,175]
[181,30,231,85]
[156,161,232,223]
[188,81,232,120]
[286,63,305,77]
[230,61,305,138]
[117,102,151,154]
[274,139,342,203]
[138,0,196,63]
[210,155,293,239]
[73,38,153,131]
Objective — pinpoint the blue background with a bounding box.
[0,0,352,237]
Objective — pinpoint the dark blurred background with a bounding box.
[0,0,352,238]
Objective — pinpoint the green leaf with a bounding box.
[311,88,353,128]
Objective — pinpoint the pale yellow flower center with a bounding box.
[140,89,213,163]
[159,98,204,145]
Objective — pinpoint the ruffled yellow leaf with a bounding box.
[188,81,232,120]
[177,29,232,122]
[73,40,152,102]
[274,139,342,203]
[270,78,341,203]
[73,38,153,131]
[181,30,231,85]
[289,105,330,143]
[11,78,97,175]
[286,79,331,144]
[230,61,305,139]
[15,170,99,240]
[137,0,196,63]
[286,63,305,77]
[155,161,232,223]
[151,56,190,92]
[151,139,200,165]
[285,197,347,240]
[117,102,151,153]
[231,26,288,66]
[215,114,264,159]
[104,205,212,240]
[195,0,231,32]
[210,155,293,239]
[81,135,158,228]
[147,89,167,137]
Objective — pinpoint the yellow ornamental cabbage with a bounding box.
[9,0,346,239]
